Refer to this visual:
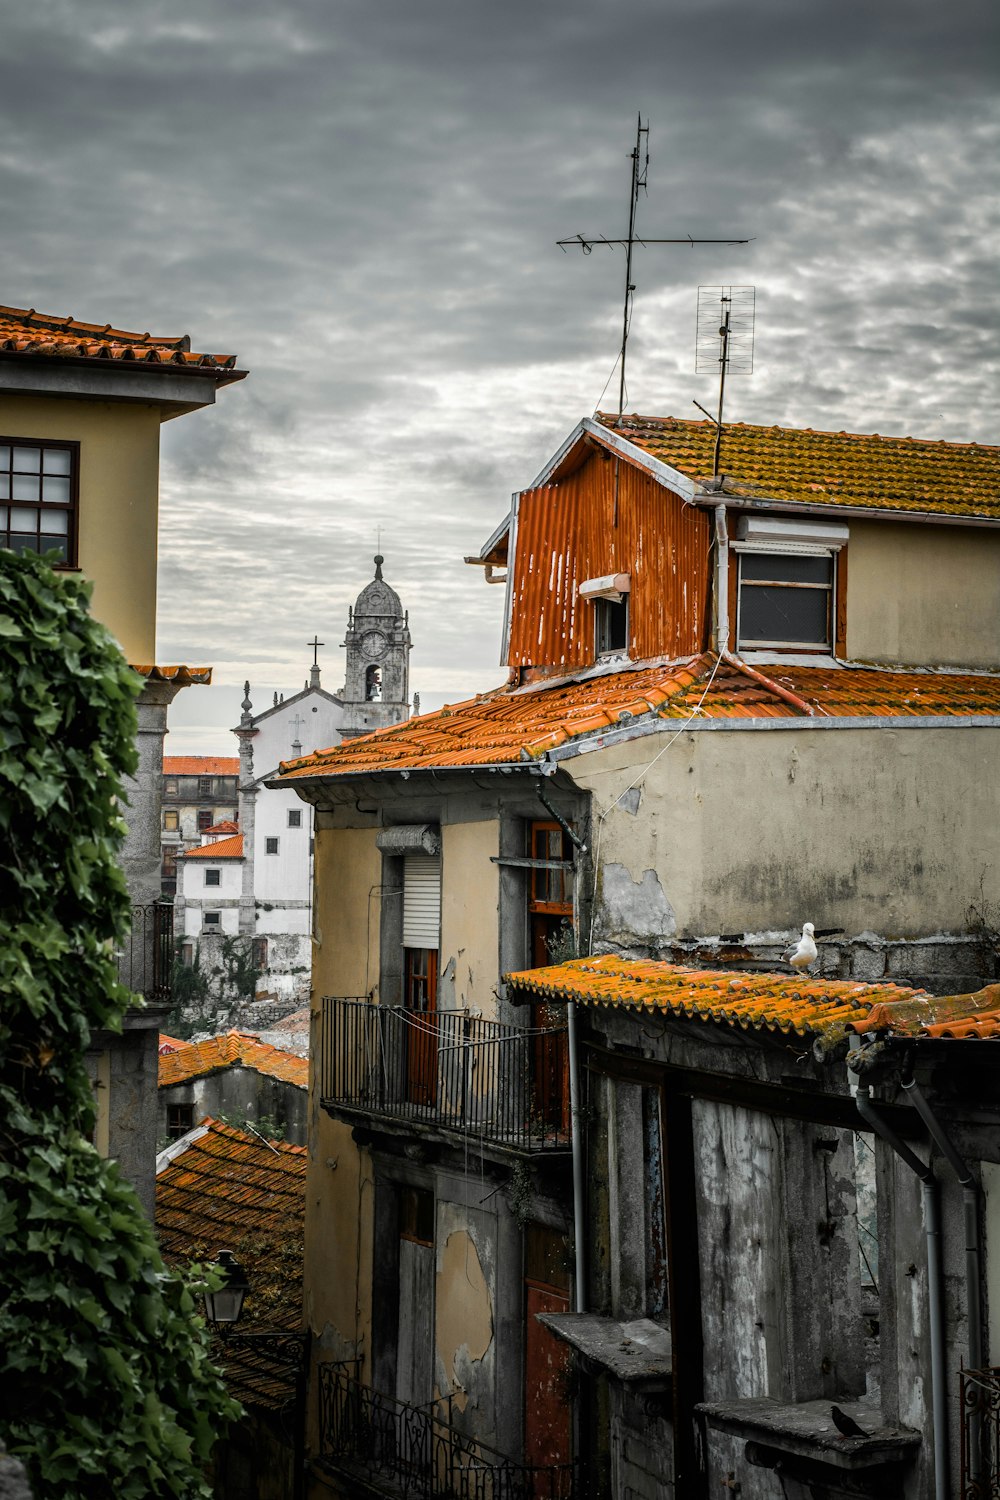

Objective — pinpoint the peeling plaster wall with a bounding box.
[434,1206,496,1439]
[439,820,500,1018]
[571,724,1000,947]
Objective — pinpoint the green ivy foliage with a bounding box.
[0,550,239,1497]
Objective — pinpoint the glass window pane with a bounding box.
[12,476,40,502]
[0,507,6,527]
[0,477,9,500]
[12,447,40,472]
[741,553,832,585]
[0,446,10,471]
[9,535,35,554]
[11,507,37,532]
[43,448,72,475]
[42,475,70,504]
[740,584,830,645]
[39,509,68,533]
[39,537,68,562]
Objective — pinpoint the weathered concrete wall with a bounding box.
[85,1024,160,1217]
[439,820,500,1018]
[434,1203,496,1439]
[572,723,1000,968]
[3,394,161,660]
[159,1068,307,1145]
[846,518,1000,670]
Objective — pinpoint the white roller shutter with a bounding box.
[403,854,441,949]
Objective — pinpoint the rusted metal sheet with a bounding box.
[506,448,711,670]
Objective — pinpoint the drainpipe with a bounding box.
[853,1076,949,1500]
[713,503,730,654]
[902,1076,984,1413]
[566,999,587,1313]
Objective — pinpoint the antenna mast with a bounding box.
[694,284,756,481]
[558,117,752,421]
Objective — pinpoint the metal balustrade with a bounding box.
[318,1362,580,1499]
[961,1366,1000,1498]
[319,998,569,1153]
[118,901,174,1004]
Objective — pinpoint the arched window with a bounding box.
[365,664,383,702]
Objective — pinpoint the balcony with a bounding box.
[319,998,569,1154]
[961,1366,1000,1499]
[117,901,173,1006]
[318,1362,582,1499]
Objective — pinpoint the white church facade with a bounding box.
[175,557,411,1005]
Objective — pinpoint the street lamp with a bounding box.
[203,1249,250,1326]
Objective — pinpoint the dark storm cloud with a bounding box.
[1,0,997,749]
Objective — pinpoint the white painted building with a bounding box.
[176,561,412,1006]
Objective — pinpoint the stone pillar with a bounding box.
[119,677,183,907]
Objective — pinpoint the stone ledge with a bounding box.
[697,1397,920,1471]
[537,1313,672,1385]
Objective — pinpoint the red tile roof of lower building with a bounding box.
[506,954,923,1039]
[158,1031,307,1089]
[277,655,1000,781]
[852,983,1000,1039]
[597,413,1000,522]
[0,303,243,380]
[155,1118,305,1399]
[164,756,240,776]
[181,833,244,859]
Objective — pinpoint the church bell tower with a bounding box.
[340,554,411,739]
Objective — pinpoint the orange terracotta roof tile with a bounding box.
[158,1034,185,1055]
[181,833,244,859]
[155,1118,305,1393]
[158,1031,308,1089]
[131,664,213,686]
[164,756,240,776]
[277,655,1000,781]
[597,413,1000,521]
[203,819,239,835]
[0,303,243,380]
[850,982,1000,1039]
[506,954,924,1039]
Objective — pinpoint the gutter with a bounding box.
[693,491,1000,532]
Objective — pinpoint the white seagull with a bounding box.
[785,922,818,974]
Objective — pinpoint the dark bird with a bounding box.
[831,1406,869,1440]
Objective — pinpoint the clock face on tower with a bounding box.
[362,630,387,658]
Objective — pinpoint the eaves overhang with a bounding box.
[540,710,1000,766]
[694,491,1000,531]
[267,760,558,803]
[0,354,247,415]
[527,417,698,503]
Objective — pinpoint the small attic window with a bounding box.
[737,553,834,650]
[595,597,628,657]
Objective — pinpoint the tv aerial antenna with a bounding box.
[693,284,756,481]
[558,115,753,420]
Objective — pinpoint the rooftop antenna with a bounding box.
[558,115,752,421]
[693,284,755,482]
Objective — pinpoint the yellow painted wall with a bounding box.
[572,724,999,937]
[304,827,381,1378]
[439,820,500,1018]
[3,395,161,661]
[846,519,1000,669]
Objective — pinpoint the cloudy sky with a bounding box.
[3,0,997,753]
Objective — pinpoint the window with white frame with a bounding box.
[734,517,847,653]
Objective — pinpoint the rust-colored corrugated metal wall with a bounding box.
[506,449,711,670]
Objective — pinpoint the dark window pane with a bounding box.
[741,553,832,585]
[740,584,830,645]
[595,597,628,654]
[39,537,68,562]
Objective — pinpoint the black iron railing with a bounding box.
[118,901,173,1004]
[961,1366,1000,1498]
[318,1362,579,1499]
[319,998,569,1152]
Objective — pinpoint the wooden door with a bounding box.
[404,946,438,1107]
[524,1225,573,1475]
